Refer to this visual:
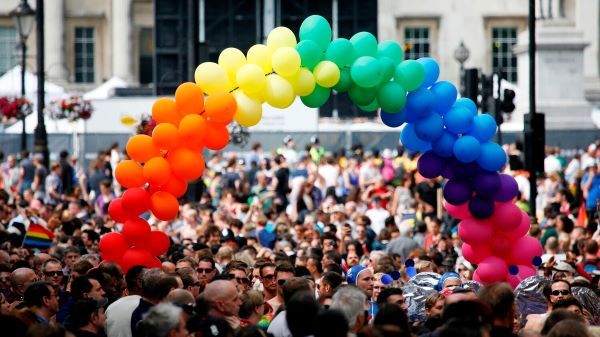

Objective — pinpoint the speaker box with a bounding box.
[524,113,545,174]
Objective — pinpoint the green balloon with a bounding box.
[350,56,382,88]
[378,57,396,83]
[296,40,323,70]
[358,98,379,112]
[377,40,403,64]
[350,32,378,57]
[301,84,331,108]
[333,68,352,92]
[325,38,356,68]
[299,15,332,51]
[394,60,425,92]
[377,81,407,113]
[348,85,378,106]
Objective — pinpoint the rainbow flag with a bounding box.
[22,223,54,249]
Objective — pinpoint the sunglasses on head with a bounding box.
[44,271,63,277]
[551,289,570,296]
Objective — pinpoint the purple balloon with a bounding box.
[493,174,519,202]
[417,151,446,179]
[468,195,496,219]
[473,171,501,198]
[442,166,455,180]
[443,179,472,206]
[448,156,481,179]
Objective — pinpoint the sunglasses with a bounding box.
[277,279,287,286]
[44,271,63,277]
[197,268,214,274]
[0,276,9,282]
[176,303,196,315]
[229,274,250,285]
[551,289,570,296]
[262,274,275,280]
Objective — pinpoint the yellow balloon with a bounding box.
[218,48,246,84]
[233,91,263,127]
[313,61,341,88]
[288,67,316,96]
[236,64,266,94]
[194,62,232,94]
[266,27,297,51]
[264,74,295,109]
[272,47,301,77]
[247,44,273,74]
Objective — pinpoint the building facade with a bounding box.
[0,0,598,121]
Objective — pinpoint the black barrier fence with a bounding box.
[0,129,597,168]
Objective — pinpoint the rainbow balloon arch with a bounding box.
[99,15,542,287]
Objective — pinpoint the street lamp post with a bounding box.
[10,0,35,151]
[453,41,470,93]
[35,0,48,167]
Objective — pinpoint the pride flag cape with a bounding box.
[22,223,54,249]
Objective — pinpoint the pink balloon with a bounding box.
[510,236,543,265]
[477,256,508,284]
[473,270,483,283]
[444,200,470,220]
[462,243,492,264]
[490,202,522,231]
[500,210,531,240]
[491,233,514,259]
[507,265,537,289]
[458,218,494,245]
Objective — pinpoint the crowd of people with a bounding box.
[0,135,598,337]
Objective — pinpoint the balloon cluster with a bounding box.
[100,83,235,271]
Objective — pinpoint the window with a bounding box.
[139,28,153,85]
[404,27,430,60]
[492,27,517,82]
[0,27,17,76]
[74,27,95,83]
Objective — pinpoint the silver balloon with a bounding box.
[514,276,551,317]
[572,287,600,325]
[463,280,482,294]
[402,283,437,322]
[408,272,442,290]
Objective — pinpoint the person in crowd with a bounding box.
[330,285,369,335]
[69,298,108,337]
[14,281,59,327]
[138,303,189,337]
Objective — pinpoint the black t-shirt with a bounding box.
[415,181,440,211]
[275,167,289,197]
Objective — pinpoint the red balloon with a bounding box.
[121,217,151,247]
[108,198,130,223]
[121,187,151,216]
[120,248,156,272]
[204,123,230,150]
[138,231,170,256]
[99,232,128,262]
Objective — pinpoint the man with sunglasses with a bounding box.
[224,261,251,291]
[544,279,572,307]
[259,262,277,301]
[267,262,295,314]
[41,258,64,288]
[197,257,217,283]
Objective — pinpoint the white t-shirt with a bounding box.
[366,207,391,235]
[106,295,142,337]
[267,311,292,337]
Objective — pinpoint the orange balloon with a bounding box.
[152,123,180,150]
[148,176,187,198]
[205,91,237,125]
[178,114,208,151]
[126,135,161,163]
[150,191,180,220]
[167,148,205,181]
[175,82,205,115]
[115,160,146,188]
[204,123,230,150]
[152,97,181,125]
[143,157,171,186]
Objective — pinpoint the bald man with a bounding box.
[162,261,176,273]
[9,268,38,309]
[202,280,242,329]
[167,289,196,320]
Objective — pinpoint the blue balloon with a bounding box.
[405,87,435,119]
[415,113,444,141]
[417,57,440,88]
[476,141,507,171]
[402,107,420,123]
[532,256,542,267]
[453,135,481,163]
[508,265,519,275]
[406,266,417,277]
[381,274,393,285]
[444,106,474,134]
[380,110,406,128]
[405,259,415,267]
[390,270,401,280]
[469,114,497,142]
[400,124,431,152]
[430,81,457,114]
[432,131,457,158]
[453,97,478,116]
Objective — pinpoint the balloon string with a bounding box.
[228,71,276,94]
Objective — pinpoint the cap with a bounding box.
[346,265,368,285]
[382,149,393,159]
[553,261,576,274]
[310,136,319,144]
[283,135,293,144]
